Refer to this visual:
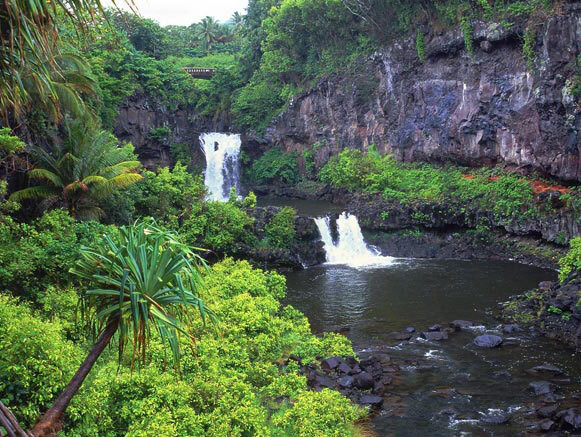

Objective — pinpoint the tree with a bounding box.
[0,0,135,124]
[0,220,216,437]
[232,11,244,34]
[10,119,142,219]
[196,16,219,51]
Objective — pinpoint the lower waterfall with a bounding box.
[314,212,395,268]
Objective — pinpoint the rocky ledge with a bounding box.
[502,272,581,350]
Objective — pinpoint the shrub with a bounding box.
[248,147,299,185]
[0,295,82,428]
[265,207,296,249]
[64,259,359,436]
[181,201,255,252]
[559,237,581,282]
[134,163,206,224]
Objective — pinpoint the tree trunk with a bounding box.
[29,320,119,437]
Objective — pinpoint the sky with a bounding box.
[106,0,249,26]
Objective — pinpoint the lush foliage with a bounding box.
[0,295,82,428]
[181,200,256,252]
[0,209,110,299]
[264,207,297,249]
[248,147,300,185]
[320,147,539,220]
[11,120,142,219]
[558,237,581,282]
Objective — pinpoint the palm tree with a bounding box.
[10,120,142,219]
[196,16,219,51]
[22,53,98,124]
[3,220,216,437]
[0,0,136,124]
[232,11,244,34]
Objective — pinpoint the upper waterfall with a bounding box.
[200,132,241,201]
[314,212,395,268]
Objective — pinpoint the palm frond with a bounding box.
[9,185,59,201]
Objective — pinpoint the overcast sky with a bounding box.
[106,0,249,26]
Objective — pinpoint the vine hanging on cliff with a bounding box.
[416,30,425,63]
[522,26,537,71]
[460,16,474,58]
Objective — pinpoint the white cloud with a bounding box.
[106,0,248,26]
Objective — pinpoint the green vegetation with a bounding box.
[558,237,581,282]
[248,147,300,185]
[265,207,297,249]
[11,120,142,219]
[320,147,546,221]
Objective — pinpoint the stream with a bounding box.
[199,141,581,435]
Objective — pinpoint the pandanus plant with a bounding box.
[0,220,216,437]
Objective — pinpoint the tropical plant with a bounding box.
[13,220,217,437]
[231,11,244,34]
[10,119,142,219]
[0,0,134,123]
[196,16,219,50]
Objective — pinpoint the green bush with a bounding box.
[0,210,110,299]
[134,163,206,224]
[265,207,296,249]
[0,295,82,428]
[248,147,299,185]
[319,148,538,220]
[559,237,581,282]
[64,259,357,436]
[181,201,255,252]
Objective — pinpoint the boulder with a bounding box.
[422,331,448,341]
[474,334,503,348]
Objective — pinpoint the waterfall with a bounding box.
[314,213,395,268]
[200,132,241,201]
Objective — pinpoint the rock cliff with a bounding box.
[267,5,581,181]
[114,91,231,169]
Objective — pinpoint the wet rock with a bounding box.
[439,407,458,417]
[338,375,355,389]
[359,394,383,407]
[539,281,554,290]
[337,362,352,374]
[315,374,336,389]
[321,357,341,371]
[406,327,416,333]
[538,418,554,432]
[480,412,510,425]
[422,331,448,341]
[348,364,362,375]
[391,331,414,341]
[527,364,565,377]
[529,381,555,396]
[502,324,523,334]
[537,403,559,418]
[474,334,503,348]
[354,372,375,390]
[450,320,473,330]
[560,408,581,429]
[428,324,441,332]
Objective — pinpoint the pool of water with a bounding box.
[284,260,581,436]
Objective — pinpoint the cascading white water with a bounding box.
[314,212,395,268]
[200,132,241,201]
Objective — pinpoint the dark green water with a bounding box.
[284,260,581,436]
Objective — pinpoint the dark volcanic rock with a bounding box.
[527,364,565,377]
[354,372,375,390]
[268,9,581,183]
[529,381,555,396]
[537,404,559,418]
[502,324,523,334]
[359,394,383,407]
[450,320,473,330]
[480,412,510,425]
[422,331,449,341]
[474,334,503,348]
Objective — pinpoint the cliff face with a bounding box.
[267,6,581,181]
[114,92,231,169]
